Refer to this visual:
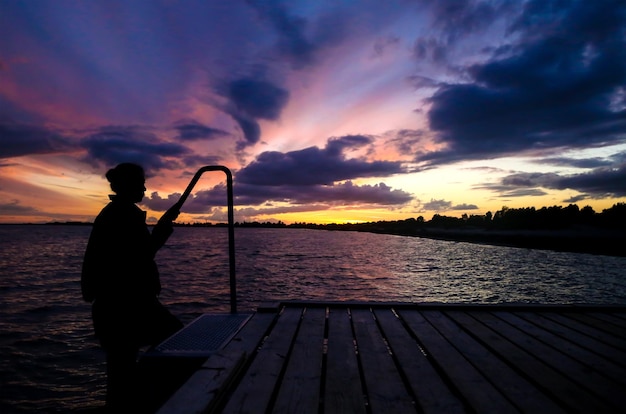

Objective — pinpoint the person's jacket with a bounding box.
[81,196,172,303]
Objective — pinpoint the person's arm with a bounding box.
[151,204,180,252]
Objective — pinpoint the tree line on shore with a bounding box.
[174,202,626,234]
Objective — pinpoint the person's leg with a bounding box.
[143,300,183,346]
[104,344,138,412]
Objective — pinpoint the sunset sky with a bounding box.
[1,0,625,224]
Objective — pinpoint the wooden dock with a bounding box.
[156,302,626,413]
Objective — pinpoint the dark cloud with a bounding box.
[0,123,74,158]
[501,188,549,198]
[414,0,512,64]
[181,153,223,168]
[501,172,562,188]
[373,36,400,58]
[325,135,373,156]
[165,134,412,211]
[246,0,316,68]
[82,126,191,172]
[173,120,229,141]
[557,165,626,198]
[227,78,289,120]
[421,198,479,212]
[481,163,626,200]
[423,199,451,212]
[451,203,479,210]
[427,0,503,41]
[236,135,404,186]
[387,129,431,157]
[0,200,39,215]
[272,181,412,206]
[413,37,448,64]
[141,191,181,213]
[177,180,412,213]
[417,0,626,166]
[563,194,588,204]
[536,156,614,169]
[169,184,230,214]
[214,0,351,151]
[215,77,289,148]
[230,113,262,150]
[0,96,44,124]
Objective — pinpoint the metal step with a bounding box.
[150,313,253,357]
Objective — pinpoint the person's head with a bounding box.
[105,163,146,203]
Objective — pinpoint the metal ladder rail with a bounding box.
[175,165,237,314]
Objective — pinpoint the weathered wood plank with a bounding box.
[449,311,579,412]
[516,312,626,386]
[373,308,466,414]
[398,309,517,413]
[324,307,366,414]
[494,311,625,411]
[564,312,626,339]
[271,307,326,414]
[543,312,626,351]
[470,311,615,412]
[591,311,626,325]
[537,313,626,366]
[605,312,626,323]
[592,312,626,337]
[221,307,302,414]
[425,310,564,413]
[351,308,416,413]
[157,312,276,414]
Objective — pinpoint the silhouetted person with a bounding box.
[81,163,183,412]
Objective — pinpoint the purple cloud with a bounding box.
[174,120,229,141]
[237,135,404,186]
[417,0,626,166]
[82,126,191,172]
[177,180,412,214]
[0,123,74,158]
[480,163,626,200]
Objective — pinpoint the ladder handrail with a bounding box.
[175,166,237,314]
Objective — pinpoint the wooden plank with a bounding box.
[271,307,326,414]
[324,307,366,414]
[398,309,517,413]
[470,311,615,412]
[565,312,626,339]
[516,312,626,385]
[541,312,626,351]
[537,313,626,366]
[494,311,625,411]
[507,311,626,404]
[591,311,626,324]
[448,311,585,412]
[425,310,564,413]
[605,312,626,322]
[450,311,581,412]
[221,306,303,414]
[157,312,276,414]
[350,308,416,413]
[373,308,465,414]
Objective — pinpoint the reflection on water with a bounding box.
[158,227,626,315]
[0,225,625,412]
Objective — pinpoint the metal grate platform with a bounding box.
[152,313,252,357]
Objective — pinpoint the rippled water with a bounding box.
[1,225,625,412]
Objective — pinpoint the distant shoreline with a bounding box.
[395,228,626,257]
[3,222,624,257]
